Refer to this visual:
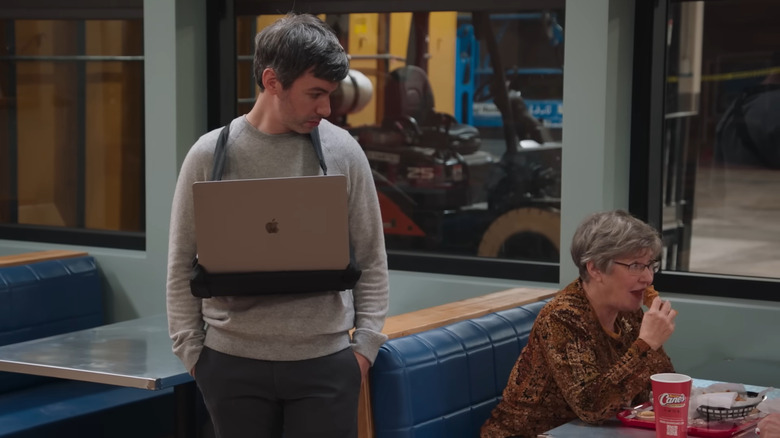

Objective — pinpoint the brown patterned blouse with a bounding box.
[480,279,674,438]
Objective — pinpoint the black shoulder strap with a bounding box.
[309,126,328,175]
[210,123,231,181]
[210,122,327,181]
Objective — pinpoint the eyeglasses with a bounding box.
[613,260,661,275]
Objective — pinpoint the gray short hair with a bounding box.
[570,210,662,281]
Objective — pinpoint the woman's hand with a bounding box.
[638,297,678,350]
[757,413,780,436]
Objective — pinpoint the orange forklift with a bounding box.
[330,11,562,261]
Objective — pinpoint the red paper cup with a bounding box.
[651,373,692,438]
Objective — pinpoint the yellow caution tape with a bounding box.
[667,66,780,83]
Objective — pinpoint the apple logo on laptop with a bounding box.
[265,219,279,234]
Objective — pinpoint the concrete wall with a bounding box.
[1,0,778,387]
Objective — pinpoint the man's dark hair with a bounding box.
[253,13,349,90]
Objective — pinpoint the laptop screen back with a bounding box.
[192,174,349,273]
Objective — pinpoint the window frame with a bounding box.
[629,0,780,302]
[211,0,564,282]
[0,0,145,250]
[0,1,142,21]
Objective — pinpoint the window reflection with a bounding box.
[237,10,564,263]
[662,0,780,278]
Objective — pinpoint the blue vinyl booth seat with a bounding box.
[370,300,548,438]
[0,256,174,438]
[0,256,104,394]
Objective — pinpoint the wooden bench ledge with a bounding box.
[0,250,89,268]
[382,286,557,339]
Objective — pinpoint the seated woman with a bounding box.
[481,210,677,438]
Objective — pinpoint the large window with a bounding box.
[0,5,144,249]
[631,0,780,300]
[218,1,566,281]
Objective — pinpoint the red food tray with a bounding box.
[617,403,760,438]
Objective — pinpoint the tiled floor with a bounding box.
[687,165,780,279]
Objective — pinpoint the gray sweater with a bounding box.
[166,116,389,372]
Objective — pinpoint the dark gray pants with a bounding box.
[195,346,361,438]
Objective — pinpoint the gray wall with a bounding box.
[1,0,778,387]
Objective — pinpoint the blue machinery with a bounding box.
[455,13,563,129]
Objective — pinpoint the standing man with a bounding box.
[166,13,389,438]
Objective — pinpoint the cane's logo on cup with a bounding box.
[658,393,687,408]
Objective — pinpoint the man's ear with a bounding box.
[262,68,280,94]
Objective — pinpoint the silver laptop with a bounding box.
[192,174,349,273]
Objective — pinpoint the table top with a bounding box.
[539,417,761,438]
[539,379,776,438]
[539,418,661,438]
[0,313,191,390]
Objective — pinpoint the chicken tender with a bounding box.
[643,285,659,308]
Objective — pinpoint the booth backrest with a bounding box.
[367,290,552,438]
[0,255,103,393]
